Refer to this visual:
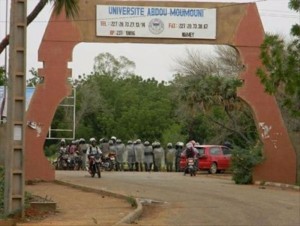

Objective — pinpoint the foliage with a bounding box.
[50,0,79,18]
[161,123,187,145]
[257,34,300,117]
[230,145,264,184]
[0,0,80,55]
[44,144,58,157]
[26,68,43,87]
[0,67,6,86]
[74,71,175,143]
[171,46,259,146]
[126,196,137,208]
[257,0,300,117]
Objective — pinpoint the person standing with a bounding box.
[99,138,110,157]
[165,143,176,172]
[153,142,164,172]
[143,141,154,172]
[126,140,136,171]
[134,139,144,171]
[78,138,88,170]
[116,139,125,171]
[108,139,117,170]
[175,142,184,172]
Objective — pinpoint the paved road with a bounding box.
[56,171,300,226]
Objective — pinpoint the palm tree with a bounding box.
[0,0,79,54]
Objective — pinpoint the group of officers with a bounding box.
[58,136,191,172]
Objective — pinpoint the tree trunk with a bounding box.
[0,0,48,55]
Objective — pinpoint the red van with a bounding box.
[180,145,231,174]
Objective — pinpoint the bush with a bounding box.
[230,145,264,184]
[44,144,58,158]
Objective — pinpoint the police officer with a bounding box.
[99,138,110,157]
[153,142,164,172]
[144,141,154,172]
[165,143,176,172]
[175,142,184,172]
[126,140,136,171]
[134,139,144,171]
[116,139,125,171]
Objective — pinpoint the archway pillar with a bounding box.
[25,12,81,181]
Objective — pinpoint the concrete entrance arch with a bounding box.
[25,1,296,184]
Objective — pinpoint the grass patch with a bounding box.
[126,196,137,208]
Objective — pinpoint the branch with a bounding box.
[0,0,48,55]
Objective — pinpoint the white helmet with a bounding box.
[89,137,96,142]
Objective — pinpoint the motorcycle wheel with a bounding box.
[96,164,101,178]
[91,166,95,177]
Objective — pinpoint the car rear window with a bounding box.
[209,147,221,155]
[222,147,231,155]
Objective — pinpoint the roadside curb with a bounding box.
[254,181,300,191]
[114,198,143,225]
[204,174,300,192]
[54,180,143,225]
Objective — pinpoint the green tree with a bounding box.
[0,67,6,86]
[93,52,136,78]
[171,46,258,147]
[0,0,79,54]
[73,54,176,144]
[26,68,43,87]
[257,0,300,116]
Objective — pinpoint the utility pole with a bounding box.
[4,0,27,217]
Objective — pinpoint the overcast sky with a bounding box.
[0,0,299,81]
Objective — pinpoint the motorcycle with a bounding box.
[185,158,197,176]
[101,152,116,171]
[101,156,114,171]
[73,152,83,170]
[55,152,69,170]
[89,154,102,178]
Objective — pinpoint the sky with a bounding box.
[0,0,299,82]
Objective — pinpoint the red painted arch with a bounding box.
[25,1,296,184]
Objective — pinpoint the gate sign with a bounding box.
[96,5,216,39]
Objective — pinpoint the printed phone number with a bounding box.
[100,21,146,28]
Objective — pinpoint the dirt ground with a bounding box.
[19,182,134,226]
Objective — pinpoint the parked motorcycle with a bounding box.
[55,152,69,170]
[101,152,116,171]
[101,156,114,171]
[89,154,101,178]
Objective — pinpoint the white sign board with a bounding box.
[96,5,216,39]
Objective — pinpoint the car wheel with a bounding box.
[209,162,217,174]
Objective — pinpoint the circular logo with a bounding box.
[149,18,164,35]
